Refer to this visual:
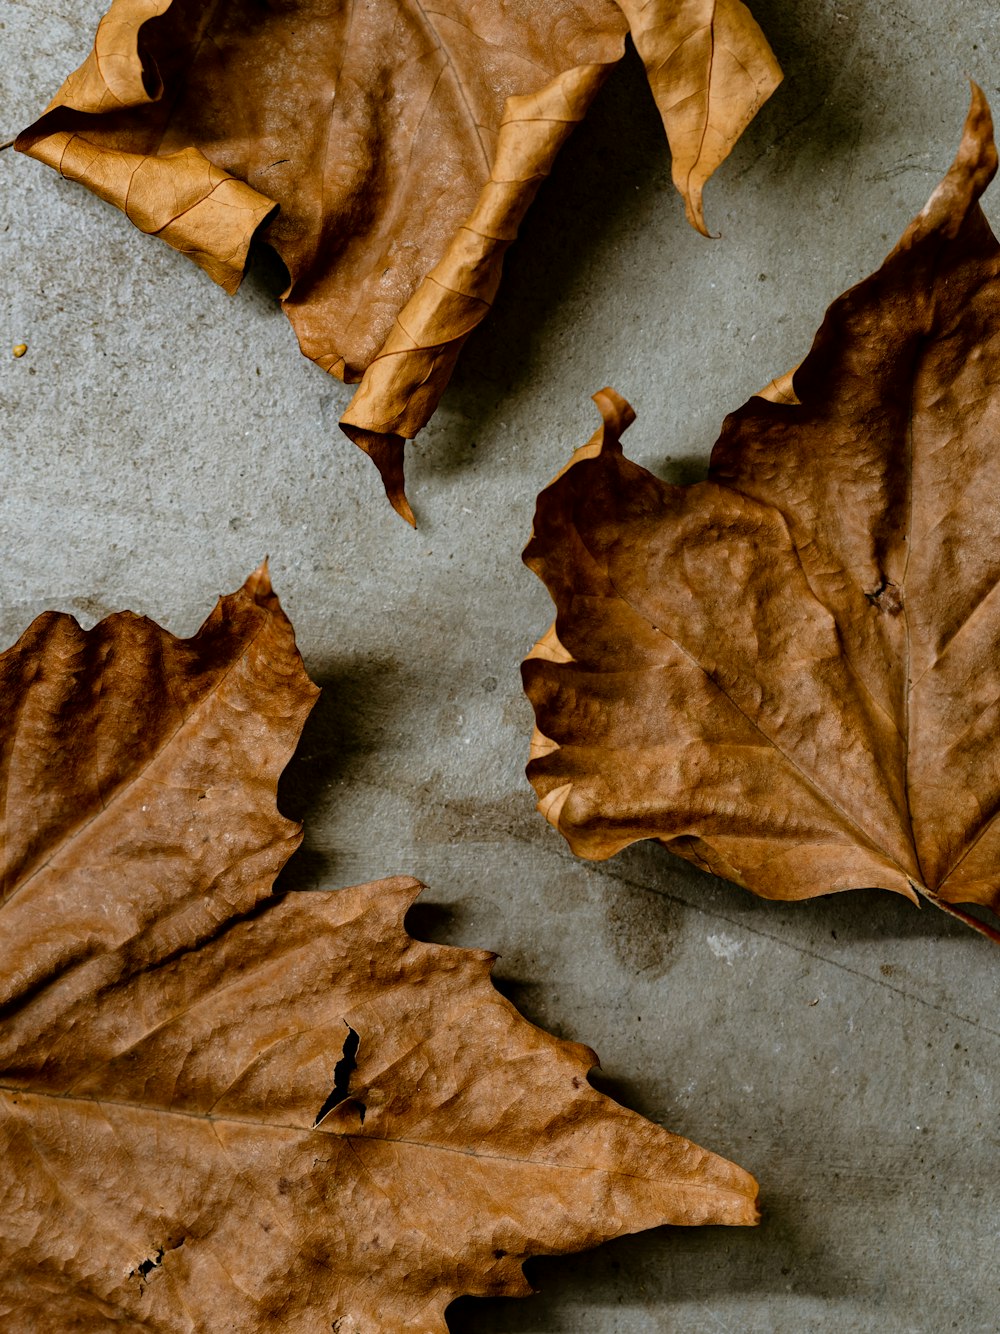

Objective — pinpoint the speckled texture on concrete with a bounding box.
[2,3,999,1330]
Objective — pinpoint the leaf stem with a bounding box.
[911,882,1000,944]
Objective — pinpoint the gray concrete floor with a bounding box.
[3,2,1000,1330]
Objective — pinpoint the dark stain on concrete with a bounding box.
[414,790,544,845]
[604,882,681,978]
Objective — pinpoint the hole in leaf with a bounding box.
[129,1237,183,1282]
[137,1248,164,1280]
[314,1023,361,1127]
[865,577,903,615]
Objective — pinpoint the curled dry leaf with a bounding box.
[523,88,1000,945]
[14,0,780,523]
[0,568,758,1331]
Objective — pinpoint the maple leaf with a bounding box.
[14,0,780,523]
[0,567,758,1331]
[522,88,1000,945]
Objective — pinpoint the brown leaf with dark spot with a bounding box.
[0,568,758,1331]
[14,0,780,522]
[523,88,1000,945]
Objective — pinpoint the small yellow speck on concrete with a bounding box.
[12,344,27,358]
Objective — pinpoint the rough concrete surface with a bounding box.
[2,2,999,1330]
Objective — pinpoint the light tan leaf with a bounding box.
[617,0,782,236]
[15,0,780,522]
[522,88,1000,944]
[0,569,758,1331]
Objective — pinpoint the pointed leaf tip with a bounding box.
[897,83,997,252]
[341,424,416,526]
[685,185,712,240]
[243,558,273,602]
[615,0,781,239]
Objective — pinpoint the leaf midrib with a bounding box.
[405,0,492,175]
[0,1083,733,1189]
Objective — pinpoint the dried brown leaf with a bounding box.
[523,88,1000,944]
[15,0,780,522]
[0,568,758,1331]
